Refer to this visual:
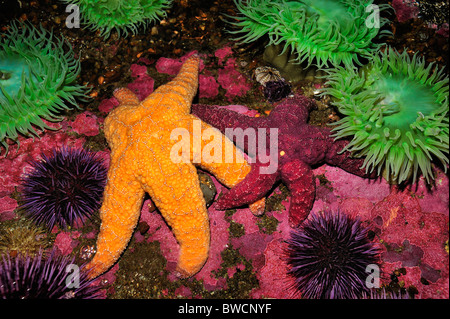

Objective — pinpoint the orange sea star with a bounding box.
[86,55,252,278]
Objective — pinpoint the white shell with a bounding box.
[254,66,283,86]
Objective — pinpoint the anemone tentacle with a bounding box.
[60,0,173,39]
[226,0,392,68]
[323,47,449,184]
[0,21,90,154]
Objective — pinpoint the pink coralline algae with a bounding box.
[129,49,252,102]
[98,63,155,114]
[155,57,185,75]
[217,58,252,101]
[194,207,229,290]
[311,165,390,215]
[127,73,155,102]
[0,197,17,221]
[154,49,251,101]
[98,97,120,114]
[155,51,205,75]
[199,75,219,99]
[128,64,155,101]
[309,164,448,298]
[371,185,449,299]
[392,0,419,22]
[137,193,231,291]
[130,64,147,77]
[54,231,81,255]
[251,239,294,299]
[137,201,179,270]
[214,46,233,65]
[70,111,100,136]
[436,24,449,38]
[98,48,254,117]
[308,165,448,299]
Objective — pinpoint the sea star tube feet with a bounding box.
[86,56,252,279]
[192,95,376,226]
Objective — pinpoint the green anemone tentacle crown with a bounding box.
[0,21,90,155]
[60,0,173,39]
[324,47,449,184]
[226,0,392,68]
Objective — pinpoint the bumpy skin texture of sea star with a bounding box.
[192,95,375,226]
[86,56,252,278]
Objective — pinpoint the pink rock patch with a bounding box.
[392,0,419,22]
[251,239,294,298]
[70,111,99,136]
[321,165,390,203]
[373,187,449,299]
[0,196,17,221]
[199,75,219,99]
[194,208,229,290]
[215,47,233,65]
[156,57,184,75]
[139,202,179,268]
[130,64,148,77]
[339,197,374,220]
[217,58,252,101]
[54,231,80,256]
[98,97,120,114]
[156,51,204,75]
[127,74,155,101]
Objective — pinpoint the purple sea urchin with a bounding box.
[60,0,173,38]
[227,0,392,68]
[0,21,90,154]
[20,147,107,231]
[324,47,449,184]
[0,251,100,299]
[287,210,379,299]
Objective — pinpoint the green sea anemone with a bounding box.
[323,47,449,184]
[60,0,173,38]
[226,0,392,68]
[0,219,52,258]
[0,21,89,154]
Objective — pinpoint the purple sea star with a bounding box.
[192,95,375,226]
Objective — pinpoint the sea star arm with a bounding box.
[85,161,145,279]
[192,104,263,132]
[143,56,199,114]
[195,119,251,187]
[194,119,266,214]
[143,156,210,278]
[266,95,314,124]
[192,104,264,154]
[215,161,279,212]
[281,158,316,227]
[323,131,376,177]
